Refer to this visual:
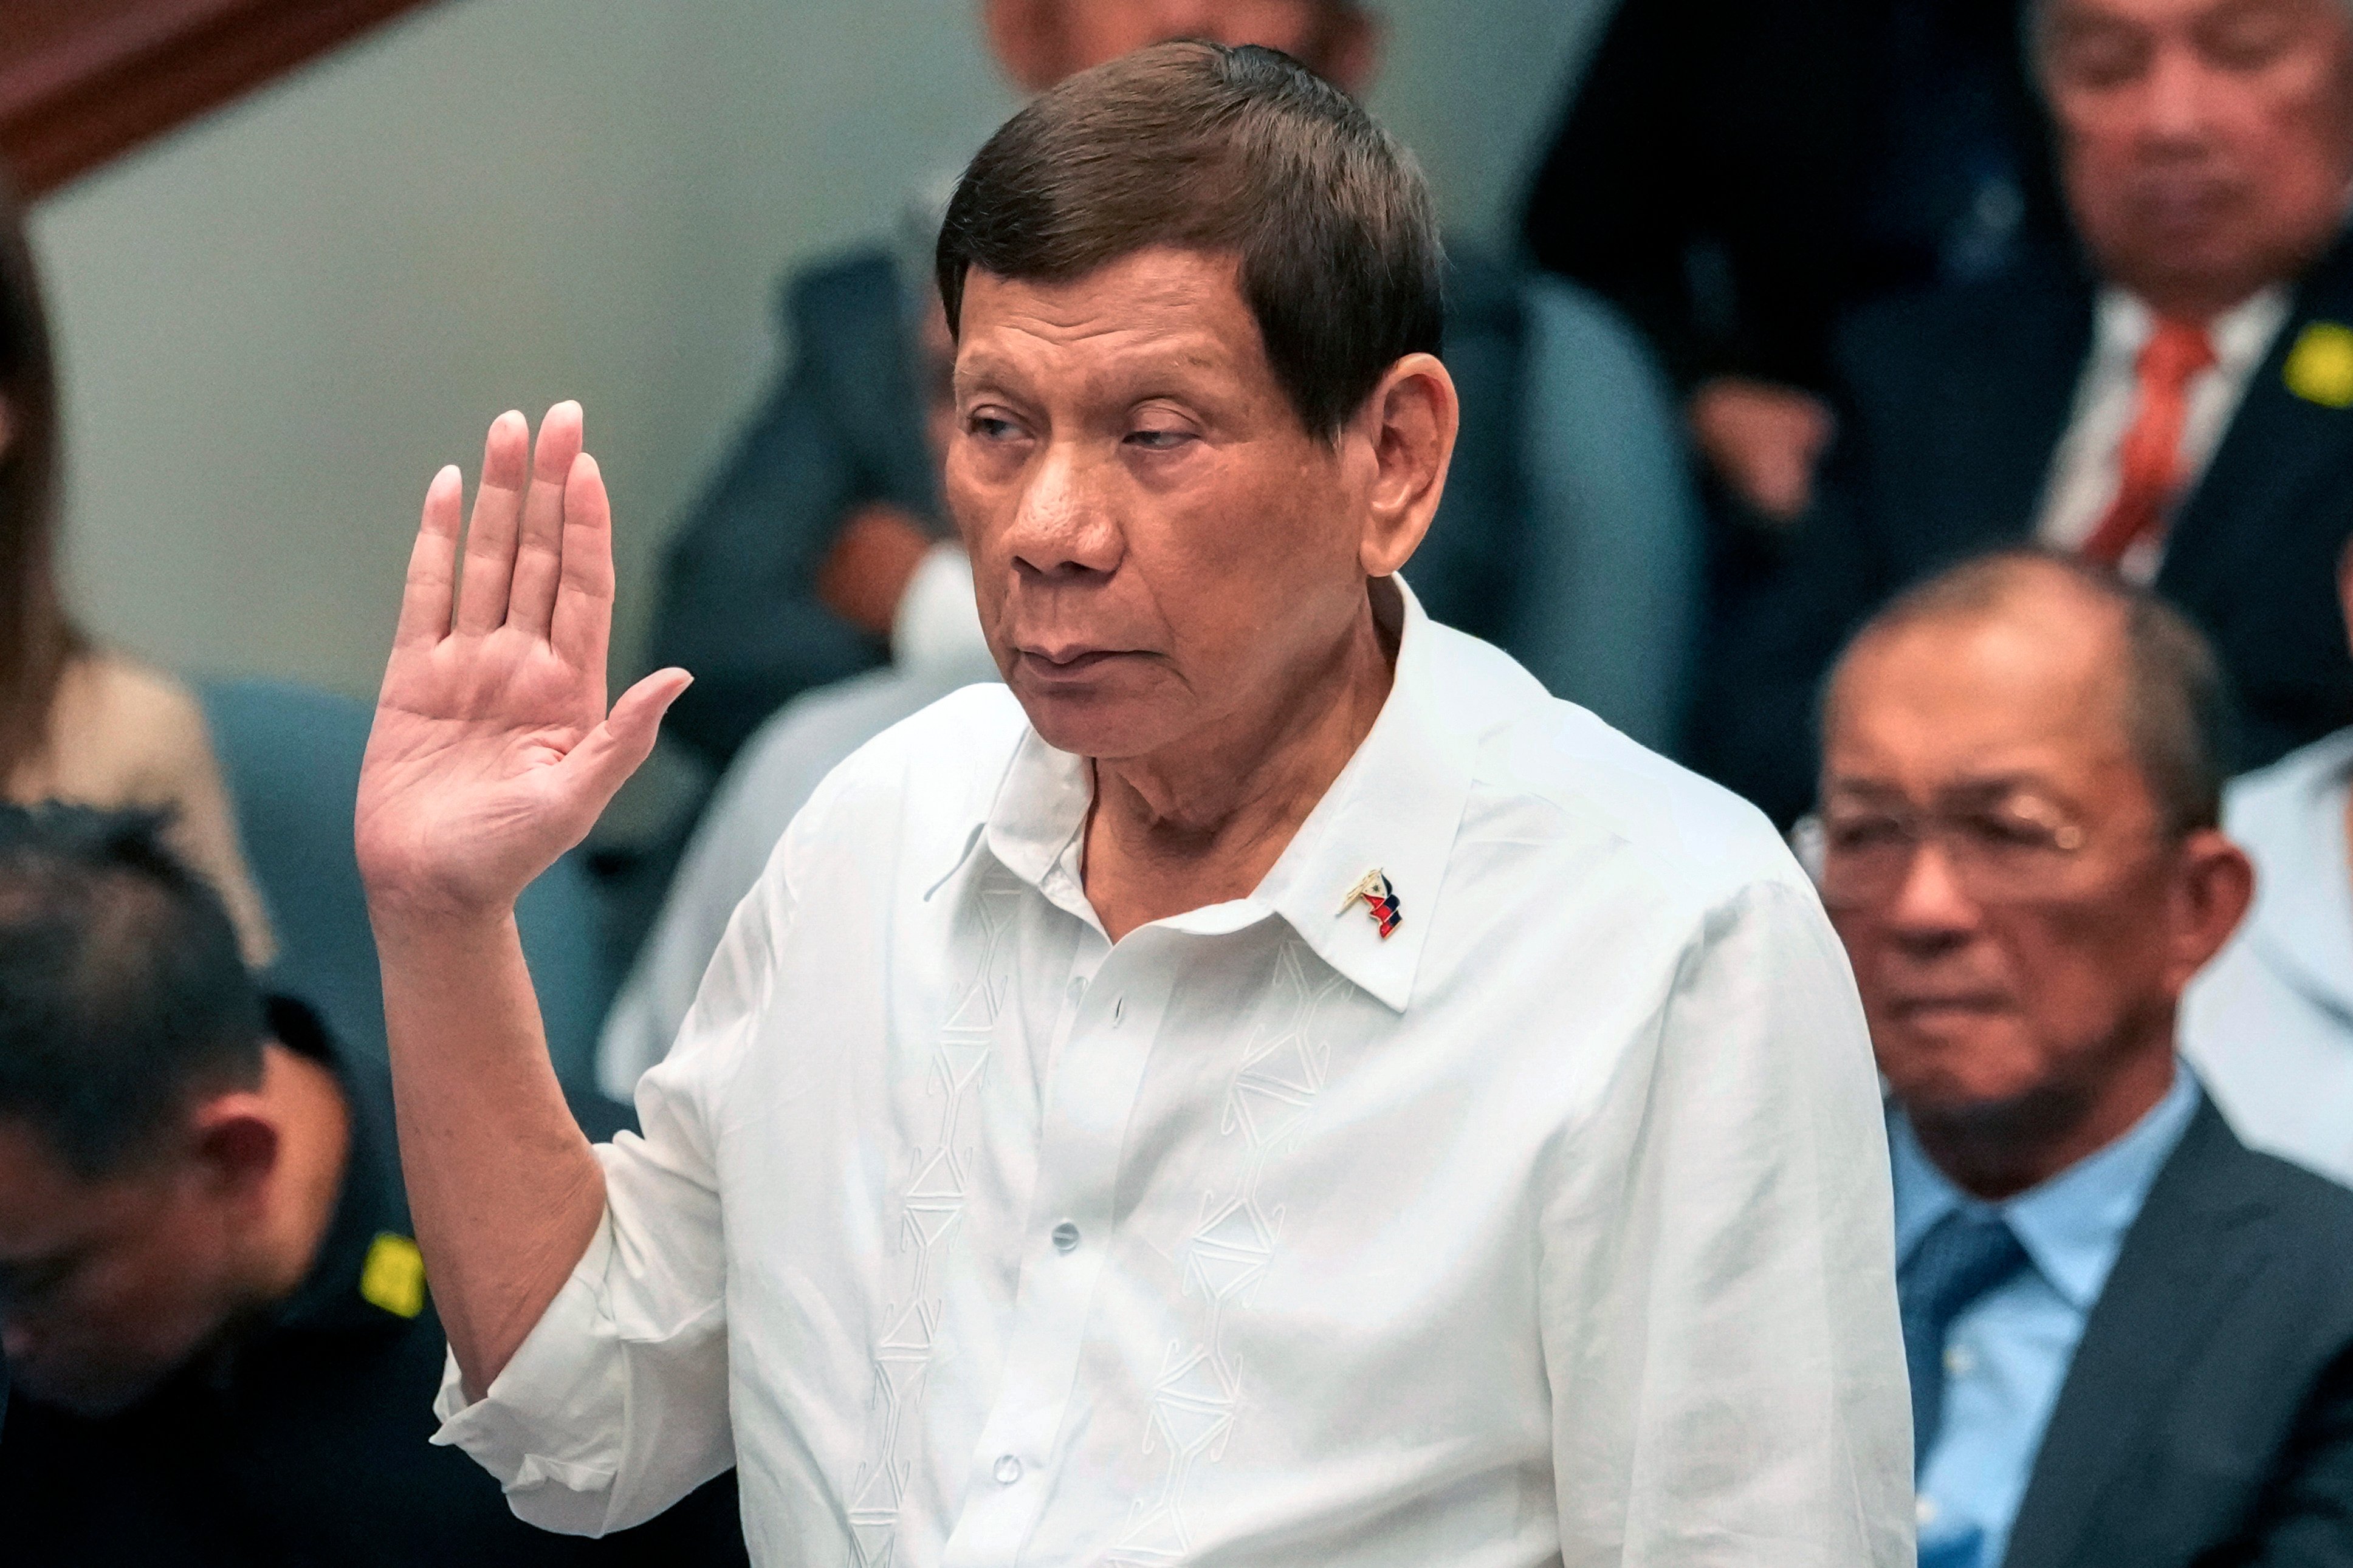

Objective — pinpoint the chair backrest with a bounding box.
[198,679,611,1086]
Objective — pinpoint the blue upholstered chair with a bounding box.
[199,679,612,1087]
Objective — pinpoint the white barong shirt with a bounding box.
[436,585,1910,1566]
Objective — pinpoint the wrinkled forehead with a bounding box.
[1824,605,2140,793]
[2038,0,2353,44]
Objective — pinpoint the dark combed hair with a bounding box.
[1827,549,2238,835]
[0,177,78,783]
[0,804,264,1177]
[935,39,1445,441]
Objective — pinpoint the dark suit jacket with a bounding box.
[650,250,943,767]
[1701,241,2353,825]
[647,245,1541,768]
[1522,0,2058,395]
[2000,1097,2353,1567]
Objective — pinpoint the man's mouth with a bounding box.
[1015,646,1129,678]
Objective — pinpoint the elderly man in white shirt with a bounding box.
[354,43,1909,1566]
[2184,538,2353,1184]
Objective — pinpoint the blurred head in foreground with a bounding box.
[0,806,337,1416]
[1816,552,2254,1194]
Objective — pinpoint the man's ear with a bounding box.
[2165,829,2256,995]
[1355,352,1457,580]
[187,1095,281,1205]
[2337,532,2352,657]
[1313,6,1383,98]
[983,0,1065,94]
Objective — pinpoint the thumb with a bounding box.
[561,668,693,809]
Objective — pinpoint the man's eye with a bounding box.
[1962,812,2059,851]
[2052,25,2151,87]
[966,413,1018,441]
[1125,428,1193,451]
[1824,817,1906,852]
[2204,8,2298,69]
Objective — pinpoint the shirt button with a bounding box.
[1945,1344,1975,1378]
[994,1454,1023,1486]
[1917,1495,1939,1526]
[1051,1221,1081,1253]
[1111,995,1127,1025]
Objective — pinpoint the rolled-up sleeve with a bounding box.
[431,852,792,1535]
[1544,873,1914,1566]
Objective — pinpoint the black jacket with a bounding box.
[1701,241,2353,824]
[2001,1097,2353,1567]
[0,1001,749,1567]
[1522,0,2058,395]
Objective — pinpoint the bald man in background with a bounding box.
[1817,550,2353,1567]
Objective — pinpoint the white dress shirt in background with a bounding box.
[2035,287,2290,583]
[2183,728,2353,1188]
[442,584,1911,1566]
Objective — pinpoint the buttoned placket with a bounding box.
[941,844,1184,1564]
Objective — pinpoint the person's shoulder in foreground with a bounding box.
[2182,724,2353,1185]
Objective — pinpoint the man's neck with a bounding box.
[1082,595,1397,943]
[1909,1037,2177,1203]
[250,1042,352,1306]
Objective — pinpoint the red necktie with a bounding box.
[2080,317,2217,566]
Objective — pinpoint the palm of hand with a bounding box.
[357,404,688,917]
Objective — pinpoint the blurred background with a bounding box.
[7,0,1602,715]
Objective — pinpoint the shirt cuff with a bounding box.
[430,1215,626,1536]
[891,542,995,680]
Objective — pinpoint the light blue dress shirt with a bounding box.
[2182,728,2353,1188]
[1891,1066,2202,1568]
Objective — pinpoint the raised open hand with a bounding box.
[357,403,689,919]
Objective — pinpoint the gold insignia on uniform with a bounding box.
[359,1232,428,1319]
[2284,321,2353,408]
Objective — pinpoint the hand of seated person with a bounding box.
[1688,376,1836,524]
[816,501,936,638]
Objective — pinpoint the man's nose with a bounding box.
[2135,43,2222,148]
[1883,840,1984,950]
[1005,443,1123,580]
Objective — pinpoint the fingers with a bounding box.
[550,451,617,674]
[504,401,583,638]
[392,465,465,651]
[453,411,531,634]
[559,668,693,815]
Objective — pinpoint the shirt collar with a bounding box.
[1892,1063,2203,1312]
[2228,727,2353,1025]
[956,577,1476,1012]
[2092,284,2293,377]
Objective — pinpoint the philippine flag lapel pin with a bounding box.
[1341,869,1403,940]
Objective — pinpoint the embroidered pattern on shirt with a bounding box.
[1110,938,1346,1564]
[848,880,1022,1568]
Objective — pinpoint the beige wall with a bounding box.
[30,0,1599,706]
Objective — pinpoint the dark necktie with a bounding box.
[1900,1209,2029,1473]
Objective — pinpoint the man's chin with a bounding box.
[1008,674,1177,761]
